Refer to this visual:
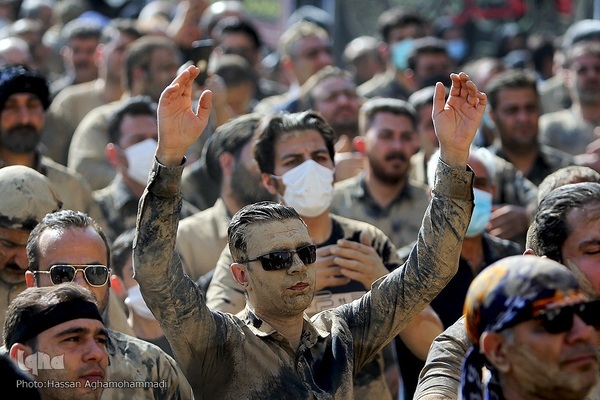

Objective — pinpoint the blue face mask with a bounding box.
[391,39,414,71]
[466,188,493,237]
[446,39,467,62]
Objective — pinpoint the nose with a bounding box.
[566,315,596,344]
[287,254,307,274]
[15,105,32,124]
[12,246,28,270]
[83,338,108,363]
[73,269,88,286]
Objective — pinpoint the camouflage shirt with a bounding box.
[133,159,474,400]
[93,176,199,242]
[102,330,193,400]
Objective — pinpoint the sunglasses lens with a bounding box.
[298,245,316,265]
[85,266,109,286]
[260,252,294,271]
[542,308,574,334]
[577,301,600,328]
[50,266,75,284]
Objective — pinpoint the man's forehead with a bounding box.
[43,317,106,339]
[5,92,41,103]
[245,218,310,253]
[0,226,30,244]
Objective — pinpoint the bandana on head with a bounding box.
[460,255,586,400]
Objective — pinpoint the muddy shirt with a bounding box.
[205,213,403,400]
[133,158,474,400]
[102,330,193,400]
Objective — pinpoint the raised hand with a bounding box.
[432,72,487,168]
[157,65,213,166]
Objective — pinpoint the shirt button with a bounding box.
[297,362,302,369]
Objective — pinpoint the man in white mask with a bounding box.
[207,110,446,399]
[93,96,199,241]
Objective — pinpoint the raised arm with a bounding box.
[433,72,487,168]
[156,65,212,166]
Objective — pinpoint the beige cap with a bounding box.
[0,165,62,230]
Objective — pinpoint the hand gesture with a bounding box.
[157,65,212,166]
[314,245,351,291]
[432,72,487,168]
[331,232,389,289]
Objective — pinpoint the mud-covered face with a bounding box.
[242,218,316,318]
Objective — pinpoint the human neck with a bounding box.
[129,312,165,340]
[364,169,407,208]
[255,309,305,350]
[302,211,333,245]
[220,184,244,215]
[0,150,36,168]
[461,235,485,275]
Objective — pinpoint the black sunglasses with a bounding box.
[536,300,600,334]
[34,264,110,287]
[239,245,317,271]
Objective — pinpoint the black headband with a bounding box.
[7,300,103,348]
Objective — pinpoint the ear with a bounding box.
[261,172,279,195]
[109,275,127,299]
[9,343,33,371]
[106,143,119,167]
[231,263,249,288]
[219,152,236,179]
[353,136,366,154]
[480,331,511,373]
[25,271,35,288]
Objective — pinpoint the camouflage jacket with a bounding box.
[133,159,474,400]
[102,330,193,400]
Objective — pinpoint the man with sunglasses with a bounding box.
[461,255,599,400]
[23,210,193,400]
[133,65,486,398]
[415,181,600,400]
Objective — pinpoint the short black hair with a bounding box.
[106,96,157,144]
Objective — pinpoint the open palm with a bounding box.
[157,65,213,165]
[432,72,487,167]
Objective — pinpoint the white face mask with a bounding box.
[276,159,334,218]
[124,138,157,186]
[124,284,155,320]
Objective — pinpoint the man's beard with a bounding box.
[231,163,275,206]
[369,151,409,185]
[0,124,40,153]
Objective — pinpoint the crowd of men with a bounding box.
[1,1,600,399]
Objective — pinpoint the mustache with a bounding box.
[6,124,38,135]
[384,152,408,162]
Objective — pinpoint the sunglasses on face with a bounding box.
[239,245,317,271]
[34,264,110,287]
[535,300,600,334]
